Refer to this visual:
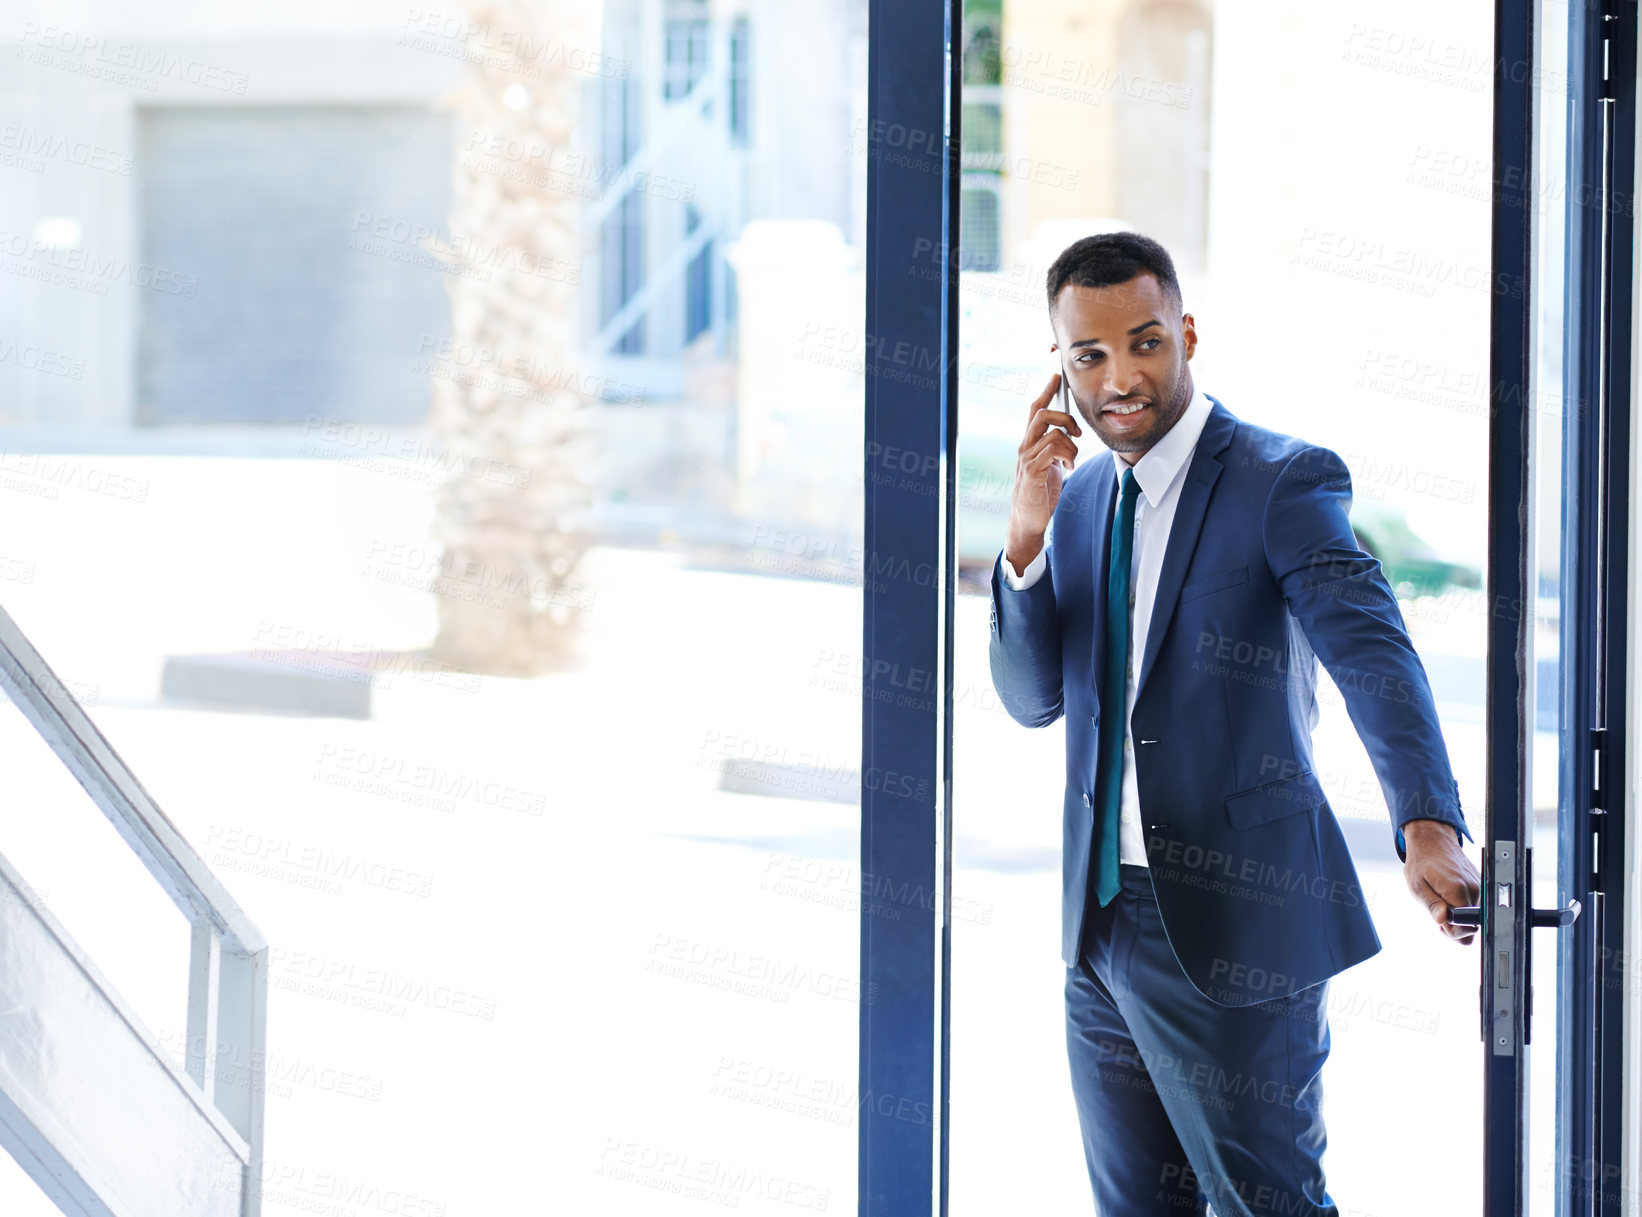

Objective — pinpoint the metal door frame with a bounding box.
[1557,1,1635,1215]
[858,1,1638,1213]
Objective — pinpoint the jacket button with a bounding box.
[1082,793,1091,807]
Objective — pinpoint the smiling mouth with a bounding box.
[1103,400,1149,416]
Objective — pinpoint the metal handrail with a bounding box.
[0,604,265,954]
[586,68,727,228]
[0,599,266,1211]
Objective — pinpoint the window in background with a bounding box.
[686,202,713,343]
[600,23,647,357]
[664,0,711,101]
[962,0,1005,271]
[730,17,753,147]
[960,180,1003,272]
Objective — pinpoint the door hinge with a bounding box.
[1590,726,1608,809]
[1590,727,1608,890]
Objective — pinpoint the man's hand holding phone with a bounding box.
[1005,372,1082,578]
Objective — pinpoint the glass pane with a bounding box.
[0,2,863,1210]
[1530,0,1570,1211]
[961,100,1003,159]
[957,2,1501,1213]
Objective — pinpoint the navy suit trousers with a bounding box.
[1065,866,1340,1216]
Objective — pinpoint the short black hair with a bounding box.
[1045,231,1182,315]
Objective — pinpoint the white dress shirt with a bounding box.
[1000,385,1214,866]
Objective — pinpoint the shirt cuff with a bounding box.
[999,546,1047,591]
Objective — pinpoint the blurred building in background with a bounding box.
[0,0,1511,627]
[960,0,1212,276]
[0,0,871,554]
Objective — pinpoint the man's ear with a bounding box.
[1180,313,1198,361]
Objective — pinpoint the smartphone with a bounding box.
[1045,348,1090,470]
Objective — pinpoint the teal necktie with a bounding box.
[1094,468,1140,908]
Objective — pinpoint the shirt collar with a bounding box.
[1110,383,1213,509]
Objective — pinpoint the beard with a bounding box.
[1073,365,1191,455]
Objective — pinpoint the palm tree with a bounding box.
[429,0,599,676]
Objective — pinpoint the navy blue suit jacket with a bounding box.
[988,397,1471,1005]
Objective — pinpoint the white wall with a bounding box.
[0,2,464,430]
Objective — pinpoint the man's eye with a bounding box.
[1138,338,1161,351]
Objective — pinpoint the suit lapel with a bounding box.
[1135,399,1237,698]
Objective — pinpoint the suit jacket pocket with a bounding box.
[1224,769,1326,829]
[1180,564,1250,603]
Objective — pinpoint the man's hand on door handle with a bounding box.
[1403,818,1483,945]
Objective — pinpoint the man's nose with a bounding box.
[1105,355,1145,399]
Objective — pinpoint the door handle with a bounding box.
[1530,898,1581,928]
[1445,897,1580,928]
[1444,847,1577,1052]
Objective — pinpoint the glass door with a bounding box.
[953,4,1499,1211]
[1468,0,1634,1211]
[943,0,1635,1214]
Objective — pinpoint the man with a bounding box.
[988,232,1482,1216]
